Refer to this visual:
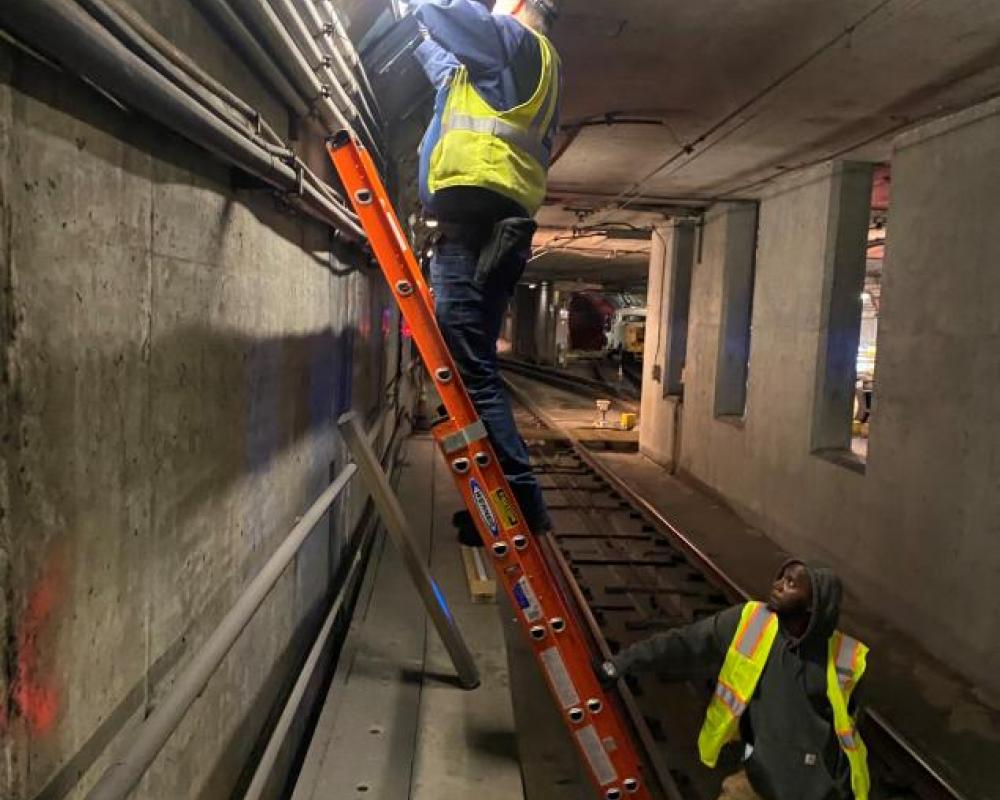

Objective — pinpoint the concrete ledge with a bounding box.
[894,95,1000,151]
[811,447,867,475]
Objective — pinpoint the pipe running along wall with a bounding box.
[0,0,364,240]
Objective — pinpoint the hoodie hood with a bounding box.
[774,559,842,645]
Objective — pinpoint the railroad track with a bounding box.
[499,355,640,404]
[504,376,965,800]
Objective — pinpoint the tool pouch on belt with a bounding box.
[474,217,538,293]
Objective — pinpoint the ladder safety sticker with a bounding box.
[384,201,410,252]
[513,577,543,622]
[491,488,520,529]
[540,646,581,709]
[576,725,619,786]
[469,479,499,537]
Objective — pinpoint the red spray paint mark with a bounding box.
[5,550,64,735]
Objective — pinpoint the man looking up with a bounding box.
[410,0,562,540]
[598,561,871,800]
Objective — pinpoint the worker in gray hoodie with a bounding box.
[597,560,871,800]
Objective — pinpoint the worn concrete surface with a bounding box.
[0,5,400,797]
[638,224,675,469]
[293,435,523,800]
[547,1,1000,202]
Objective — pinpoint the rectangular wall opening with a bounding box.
[811,162,887,469]
[713,204,760,420]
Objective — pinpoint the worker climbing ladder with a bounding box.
[326,130,653,800]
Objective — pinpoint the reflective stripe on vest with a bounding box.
[428,27,560,214]
[713,679,747,717]
[734,602,774,659]
[697,606,871,800]
[834,632,862,691]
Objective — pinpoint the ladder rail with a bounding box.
[327,130,658,800]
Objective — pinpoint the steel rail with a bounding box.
[499,356,640,405]
[536,533,682,800]
[503,375,968,800]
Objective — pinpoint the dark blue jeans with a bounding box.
[430,233,553,535]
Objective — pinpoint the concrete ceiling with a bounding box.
[528,0,1000,285]
[547,0,1000,213]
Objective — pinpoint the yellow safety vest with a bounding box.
[428,26,560,215]
[698,602,871,800]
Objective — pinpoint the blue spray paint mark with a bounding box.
[431,578,453,622]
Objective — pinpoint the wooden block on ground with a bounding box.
[460,544,496,604]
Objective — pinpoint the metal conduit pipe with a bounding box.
[269,0,353,115]
[99,0,262,127]
[267,0,383,158]
[191,0,311,118]
[78,0,287,157]
[85,0,350,214]
[228,0,350,134]
[296,0,357,96]
[85,462,360,800]
[98,0,303,156]
[94,0,361,229]
[0,0,362,239]
[321,0,382,123]
[294,0,381,135]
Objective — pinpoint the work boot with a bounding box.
[452,510,482,547]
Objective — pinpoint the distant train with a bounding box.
[568,292,646,358]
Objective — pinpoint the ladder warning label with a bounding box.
[491,488,519,529]
[540,646,580,709]
[512,577,542,622]
[575,725,618,786]
[469,479,499,537]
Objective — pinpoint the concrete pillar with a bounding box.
[511,284,537,360]
[713,203,760,418]
[865,97,1000,693]
[511,282,559,364]
[639,221,695,468]
[810,163,875,454]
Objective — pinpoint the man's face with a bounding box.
[767,563,813,616]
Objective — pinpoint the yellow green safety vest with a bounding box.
[698,602,871,800]
[428,26,561,216]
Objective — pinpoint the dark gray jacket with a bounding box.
[613,562,860,800]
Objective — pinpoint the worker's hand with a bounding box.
[594,658,619,689]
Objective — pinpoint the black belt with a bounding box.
[434,220,493,247]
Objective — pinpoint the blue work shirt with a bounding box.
[411,0,560,216]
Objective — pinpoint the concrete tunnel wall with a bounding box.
[0,2,405,797]
[640,97,1000,703]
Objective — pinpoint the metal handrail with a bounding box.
[86,465,359,799]
[244,416,411,799]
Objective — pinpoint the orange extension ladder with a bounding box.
[327,131,652,800]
